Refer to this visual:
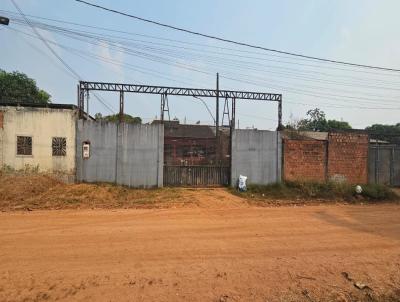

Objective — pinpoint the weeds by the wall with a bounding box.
[1,164,39,174]
[238,181,398,202]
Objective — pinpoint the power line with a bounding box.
[74,0,400,73]
[193,96,216,124]
[9,15,399,78]
[8,11,400,87]
[9,26,212,89]
[221,76,400,110]
[9,12,400,115]
[11,25,400,109]
[9,0,115,114]
[11,0,80,79]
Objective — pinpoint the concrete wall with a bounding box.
[0,106,76,177]
[231,130,281,186]
[76,120,117,183]
[76,120,163,188]
[283,139,327,182]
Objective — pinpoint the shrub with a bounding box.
[361,183,398,200]
[243,181,398,202]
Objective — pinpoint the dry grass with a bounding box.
[0,173,189,211]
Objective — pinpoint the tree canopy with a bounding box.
[365,123,400,135]
[287,108,352,132]
[95,113,142,124]
[0,70,51,103]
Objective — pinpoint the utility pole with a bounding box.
[216,73,220,163]
[0,16,9,25]
[216,73,219,129]
[119,91,124,123]
[277,99,283,130]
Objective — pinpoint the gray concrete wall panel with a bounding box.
[231,130,281,186]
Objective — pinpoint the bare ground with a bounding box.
[0,174,250,211]
[0,175,400,301]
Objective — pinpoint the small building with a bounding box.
[0,102,79,181]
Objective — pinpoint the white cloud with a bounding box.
[95,41,125,81]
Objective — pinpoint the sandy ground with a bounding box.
[1,196,400,301]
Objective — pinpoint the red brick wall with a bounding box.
[327,133,368,184]
[283,139,327,182]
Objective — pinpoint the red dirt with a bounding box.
[0,174,251,211]
[1,201,400,301]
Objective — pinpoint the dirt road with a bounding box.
[1,202,400,301]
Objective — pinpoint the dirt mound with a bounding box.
[0,174,62,205]
[0,174,248,211]
[0,174,186,211]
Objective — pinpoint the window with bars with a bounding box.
[52,137,67,156]
[17,136,32,156]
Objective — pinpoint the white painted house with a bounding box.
[0,102,78,180]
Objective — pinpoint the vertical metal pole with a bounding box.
[216,73,220,129]
[160,94,165,124]
[119,91,124,123]
[79,86,85,120]
[86,90,89,119]
[229,97,235,186]
[164,93,170,121]
[216,73,219,163]
[277,99,283,130]
[77,84,81,119]
[231,97,236,129]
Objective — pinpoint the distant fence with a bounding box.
[76,120,163,188]
[231,130,281,186]
[369,145,400,186]
[164,165,229,187]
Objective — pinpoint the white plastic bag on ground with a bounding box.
[238,175,248,192]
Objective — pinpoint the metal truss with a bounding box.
[77,81,283,128]
[79,81,282,102]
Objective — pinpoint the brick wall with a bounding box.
[327,132,368,184]
[283,139,327,182]
[283,132,369,184]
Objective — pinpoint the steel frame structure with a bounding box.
[77,81,283,128]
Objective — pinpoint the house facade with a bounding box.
[0,103,78,181]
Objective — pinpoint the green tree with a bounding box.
[0,70,51,103]
[94,112,103,120]
[95,113,142,124]
[297,108,328,131]
[288,108,352,131]
[365,123,400,135]
[326,119,352,130]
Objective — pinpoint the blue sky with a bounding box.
[1,0,400,129]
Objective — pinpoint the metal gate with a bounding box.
[163,165,229,187]
[369,145,400,186]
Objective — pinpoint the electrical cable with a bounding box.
[74,0,400,73]
[10,25,400,109]
[9,0,115,113]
